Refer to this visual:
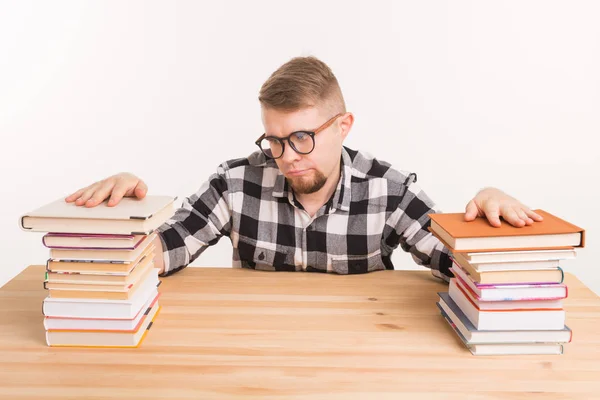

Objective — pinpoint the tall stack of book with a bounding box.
[19,195,176,348]
[429,209,585,356]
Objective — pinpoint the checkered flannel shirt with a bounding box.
[156,146,453,282]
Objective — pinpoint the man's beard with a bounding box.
[287,170,328,194]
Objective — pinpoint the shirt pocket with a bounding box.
[330,249,384,275]
[236,236,296,272]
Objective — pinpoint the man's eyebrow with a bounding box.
[265,129,302,138]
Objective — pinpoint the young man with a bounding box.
[65,56,542,282]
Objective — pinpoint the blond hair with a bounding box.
[258,56,346,113]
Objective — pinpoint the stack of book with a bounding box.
[19,195,176,348]
[429,209,585,356]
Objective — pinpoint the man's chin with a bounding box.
[287,173,327,195]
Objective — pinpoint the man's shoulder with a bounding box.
[345,146,416,188]
[216,150,279,183]
[219,150,269,170]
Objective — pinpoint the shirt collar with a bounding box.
[272,147,353,212]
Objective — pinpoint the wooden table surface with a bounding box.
[1,265,599,400]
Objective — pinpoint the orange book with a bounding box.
[45,256,153,290]
[428,209,585,252]
[46,244,155,274]
[47,266,157,300]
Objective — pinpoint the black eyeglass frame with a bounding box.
[255,113,344,159]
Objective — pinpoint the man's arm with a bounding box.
[151,233,165,275]
[381,179,544,282]
[154,166,232,277]
[63,169,231,276]
[381,176,453,282]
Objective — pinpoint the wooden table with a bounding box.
[1,266,599,400]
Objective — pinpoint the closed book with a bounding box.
[452,251,562,272]
[47,243,155,274]
[44,292,160,331]
[451,256,564,285]
[45,257,153,290]
[439,306,565,355]
[49,233,156,262]
[437,292,572,344]
[448,278,566,330]
[45,300,160,348]
[450,278,563,310]
[428,209,585,252]
[20,195,176,235]
[450,265,568,301]
[458,248,577,265]
[42,283,160,319]
[47,266,158,300]
[46,252,154,285]
[43,233,146,250]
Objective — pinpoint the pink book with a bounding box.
[450,266,568,302]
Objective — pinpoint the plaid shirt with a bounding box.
[156,146,453,282]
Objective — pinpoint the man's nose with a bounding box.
[280,141,301,163]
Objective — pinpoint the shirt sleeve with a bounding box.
[155,165,232,277]
[381,174,454,283]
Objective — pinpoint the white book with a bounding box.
[467,343,564,356]
[20,195,177,235]
[448,280,565,331]
[453,252,561,272]
[44,292,160,331]
[439,303,566,355]
[451,279,564,310]
[462,249,577,264]
[43,271,160,319]
[437,292,571,344]
[46,301,160,348]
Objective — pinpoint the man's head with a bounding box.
[258,56,353,195]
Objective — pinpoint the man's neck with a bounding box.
[295,162,341,218]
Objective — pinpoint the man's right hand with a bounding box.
[65,172,148,207]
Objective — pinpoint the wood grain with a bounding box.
[0,265,599,400]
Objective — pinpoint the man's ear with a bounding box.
[339,112,354,140]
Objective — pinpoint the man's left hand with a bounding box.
[464,187,543,228]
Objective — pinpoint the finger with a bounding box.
[483,200,502,227]
[516,208,534,225]
[75,185,97,206]
[65,189,85,203]
[464,200,479,221]
[134,180,148,199]
[86,181,116,207]
[525,208,544,222]
[108,182,129,207]
[501,206,525,227]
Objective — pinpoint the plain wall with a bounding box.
[1,0,598,294]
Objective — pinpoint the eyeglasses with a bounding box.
[255,113,343,159]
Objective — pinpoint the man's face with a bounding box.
[261,106,347,195]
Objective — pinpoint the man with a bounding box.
[65,56,542,281]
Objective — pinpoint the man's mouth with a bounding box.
[287,169,310,176]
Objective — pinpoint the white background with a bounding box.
[1,1,598,294]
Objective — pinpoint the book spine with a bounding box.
[19,215,31,230]
[558,266,564,283]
